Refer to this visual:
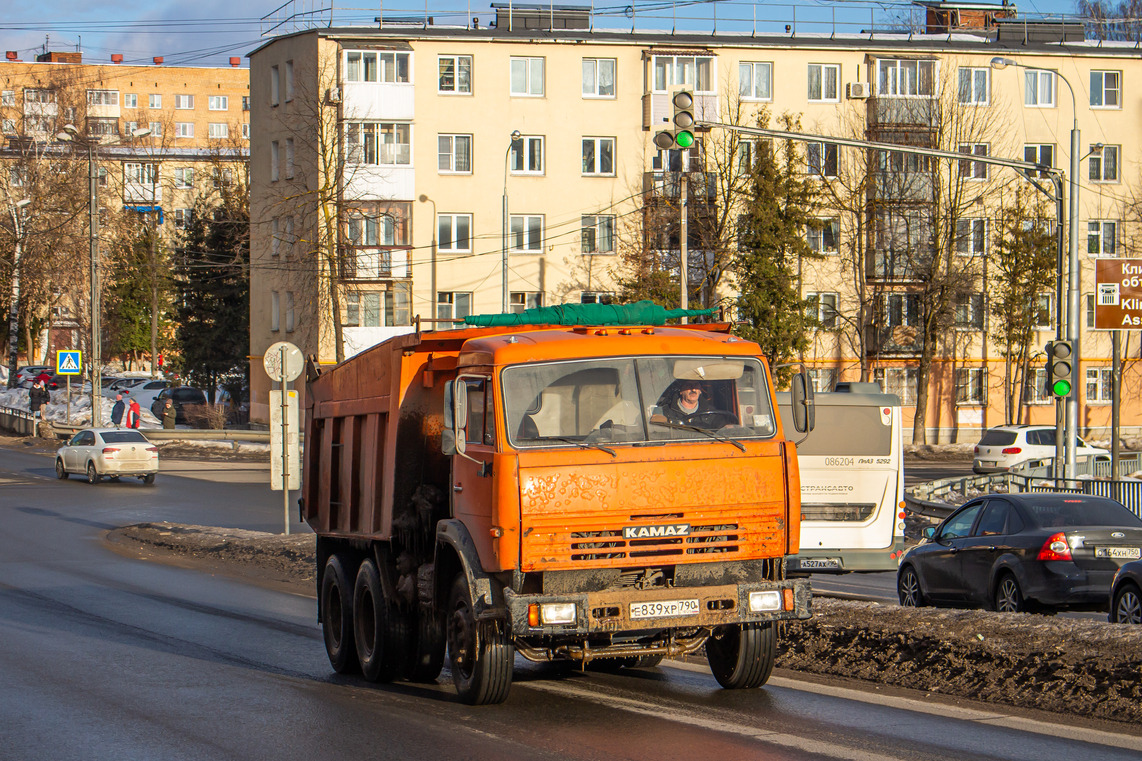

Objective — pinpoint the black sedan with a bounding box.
[1109,559,1142,624]
[898,493,1142,613]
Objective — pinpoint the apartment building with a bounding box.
[0,50,249,365]
[248,2,1142,441]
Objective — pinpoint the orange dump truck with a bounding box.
[303,314,814,704]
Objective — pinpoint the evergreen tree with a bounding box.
[103,233,160,365]
[733,116,821,384]
[175,198,249,404]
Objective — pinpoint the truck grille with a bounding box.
[569,523,741,562]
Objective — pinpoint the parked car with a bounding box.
[45,374,91,392]
[101,376,150,398]
[128,379,172,410]
[1109,559,1142,624]
[55,428,158,485]
[151,386,207,424]
[897,493,1142,613]
[16,365,52,385]
[972,425,1109,474]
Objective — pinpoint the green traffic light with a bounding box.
[676,130,695,148]
[1051,379,1072,397]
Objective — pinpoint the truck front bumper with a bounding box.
[504,578,811,636]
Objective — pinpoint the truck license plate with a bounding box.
[1096,547,1141,559]
[630,599,699,620]
[799,558,842,570]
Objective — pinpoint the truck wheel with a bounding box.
[406,608,447,683]
[705,622,775,689]
[353,559,401,682]
[320,554,359,674]
[447,574,513,704]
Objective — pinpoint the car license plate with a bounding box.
[630,599,699,620]
[798,557,842,570]
[1095,547,1141,560]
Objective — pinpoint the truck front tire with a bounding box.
[447,574,513,704]
[705,622,776,689]
[321,554,360,674]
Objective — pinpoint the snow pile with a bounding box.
[0,386,161,429]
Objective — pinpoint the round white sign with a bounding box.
[263,341,303,382]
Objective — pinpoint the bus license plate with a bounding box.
[1096,547,1141,559]
[800,558,842,570]
[630,599,699,620]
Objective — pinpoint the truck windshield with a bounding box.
[502,356,776,449]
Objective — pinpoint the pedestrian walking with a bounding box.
[28,379,50,420]
[110,393,126,428]
[161,398,176,429]
[126,397,141,429]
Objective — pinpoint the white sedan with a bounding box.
[55,428,159,485]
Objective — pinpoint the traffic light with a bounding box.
[1046,340,1073,397]
[653,90,696,150]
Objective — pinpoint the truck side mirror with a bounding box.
[453,380,468,455]
[790,372,815,433]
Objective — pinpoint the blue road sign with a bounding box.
[57,350,82,375]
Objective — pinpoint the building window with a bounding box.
[739,62,773,101]
[510,215,544,252]
[271,291,280,331]
[208,95,229,111]
[271,65,280,105]
[955,293,984,329]
[881,293,921,328]
[1,118,14,134]
[175,122,194,138]
[436,291,473,327]
[806,142,838,177]
[242,123,249,140]
[0,90,14,106]
[807,63,840,102]
[582,58,616,97]
[346,122,412,166]
[438,214,472,253]
[124,162,158,186]
[87,89,119,106]
[1024,70,1055,107]
[213,168,233,189]
[344,292,360,326]
[807,219,839,254]
[271,217,281,257]
[581,215,615,254]
[285,138,294,179]
[874,367,918,405]
[208,123,228,139]
[877,59,935,97]
[1088,220,1118,256]
[958,143,989,179]
[438,134,472,173]
[1090,70,1120,108]
[124,121,139,135]
[285,60,294,101]
[1086,293,1097,328]
[808,368,837,393]
[242,96,250,111]
[1033,293,1053,329]
[510,292,543,313]
[956,218,987,257]
[958,67,989,105]
[175,94,194,109]
[148,93,161,109]
[652,56,714,93]
[1026,368,1050,404]
[510,57,544,96]
[806,292,838,329]
[580,291,615,305]
[124,93,138,108]
[25,88,55,104]
[1023,144,1054,178]
[1090,145,1119,182]
[509,135,544,174]
[9,167,25,186]
[581,137,614,176]
[271,140,280,181]
[955,368,986,405]
[345,51,410,83]
[1087,367,1113,403]
[285,291,295,333]
[148,121,163,137]
[435,54,472,95]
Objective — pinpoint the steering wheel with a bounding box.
[686,411,739,429]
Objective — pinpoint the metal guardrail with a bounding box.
[0,406,37,436]
[906,453,1142,520]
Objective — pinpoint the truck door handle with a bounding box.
[453,485,463,493]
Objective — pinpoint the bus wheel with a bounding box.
[353,559,400,682]
[705,622,775,689]
[320,554,359,674]
[447,574,513,704]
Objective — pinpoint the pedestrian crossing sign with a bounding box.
[57,350,82,375]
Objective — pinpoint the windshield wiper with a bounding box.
[649,419,746,452]
[549,436,617,458]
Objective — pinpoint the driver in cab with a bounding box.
[659,379,721,426]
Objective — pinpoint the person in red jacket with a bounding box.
[126,397,141,429]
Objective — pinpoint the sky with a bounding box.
[0,1,1087,69]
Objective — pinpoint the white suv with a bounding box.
[973,425,1109,474]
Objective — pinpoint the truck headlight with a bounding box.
[540,602,577,625]
[748,590,781,612]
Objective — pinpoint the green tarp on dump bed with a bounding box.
[462,300,718,327]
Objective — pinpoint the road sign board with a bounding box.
[263,341,303,382]
[1094,259,1142,330]
[269,390,300,491]
[56,350,82,375]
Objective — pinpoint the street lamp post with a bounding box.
[503,130,521,314]
[6,198,32,389]
[57,125,151,426]
[991,58,1081,479]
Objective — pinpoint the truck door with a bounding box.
[452,376,497,565]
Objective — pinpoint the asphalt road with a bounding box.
[3,447,1139,760]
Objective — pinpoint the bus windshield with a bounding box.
[502,356,776,448]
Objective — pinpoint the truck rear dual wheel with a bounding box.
[353,559,408,683]
[320,554,359,674]
[447,574,513,705]
[705,622,776,689]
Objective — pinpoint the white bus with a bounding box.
[779,384,906,573]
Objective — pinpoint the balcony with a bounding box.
[342,248,411,280]
[865,324,923,356]
[868,97,937,131]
